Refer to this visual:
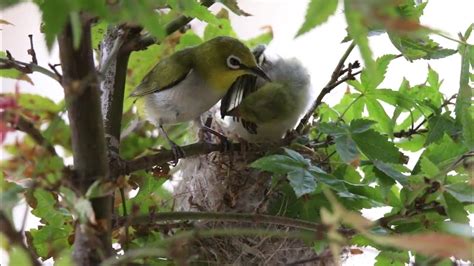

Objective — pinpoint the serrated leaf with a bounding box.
[296,0,338,37]
[28,224,72,259]
[425,113,457,146]
[349,119,376,133]
[461,106,474,149]
[318,122,348,136]
[372,160,409,187]
[31,189,66,227]
[250,154,305,175]
[352,129,401,163]
[216,0,251,16]
[420,157,439,177]
[16,93,60,113]
[444,183,474,203]
[344,0,375,74]
[168,0,219,25]
[375,250,409,266]
[287,168,316,198]
[443,192,469,224]
[335,134,359,165]
[389,34,457,60]
[37,0,70,48]
[203,9,236,41]
[127,173,168,214]
[365,96,394,134]
[361,54,397,91]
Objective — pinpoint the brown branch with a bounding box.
[296,42,358,133]
[58,17,111,264]
[113,211,356,237]
[27,34,38,65]
[0,212,41,266]
[2,111,57,156]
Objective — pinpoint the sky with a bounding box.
[1,0,473,265]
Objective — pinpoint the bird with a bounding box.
[130,36,270,161]
[219,45,312,142]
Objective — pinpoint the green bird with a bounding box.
[220,45,312,142]
[130,36,270,161]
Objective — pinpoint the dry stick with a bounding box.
[0,212,41,266]
[296,42,357,133]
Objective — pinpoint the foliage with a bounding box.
[1,0,473,265]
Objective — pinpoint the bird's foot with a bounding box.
[170,142,185,166]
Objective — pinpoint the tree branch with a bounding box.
[58,17,111,264]
[114,211,357,236]
[0,57,60,82]
[2,111,57,156]
[296,42,358,133]
[0,212,41,266]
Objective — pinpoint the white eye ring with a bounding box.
[227,55,241,70]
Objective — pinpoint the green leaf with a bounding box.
[455,43,473,146]
[389,34,457,60]
[28,224,72,259]
[420,157,440,177]
[361,54,397,91]
[349,119,376,133]
[250,154,306,175]
[91,21,107,50]
[287,169,317,198]
[9,246,32,266]
[373,160,409,187]
[443,192,469,224]
[203,9,236,41]
[334,134,359,165]
[444,183,474,203]
[175,31,203,51]
[127,173,169,214]
[318,122,347,136]
[352,129,401,163]
[216,0,251,16]
[344,0,375,74]
[461,106,474,149]
[244,27,273,48]
[365,96,394,134]
[0,52,34,84]
[375,250,409,266]
[31,189,66,227]
[168,0,219,25]
[296,0,338,37]
[37,0,71,48]
[16,93,61,113]
[425,113,457,145]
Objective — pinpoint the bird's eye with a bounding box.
[227,55,241,70]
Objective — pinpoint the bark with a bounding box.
[58,18,111,265]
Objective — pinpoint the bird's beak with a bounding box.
[241,65,271,81]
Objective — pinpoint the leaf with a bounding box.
[9,246,32,266]
[91,21,107,50]
[425,114,457,146]
[16,93,60,113]
[318,122,347,136]
[287,168,317,198]
[443,192,469,224]
[0,19,14,26]
[374,233,474,261]
[372,160,409,187]
[216,0,251,16]
[168,0,219,25]
[375,250,409,266]
[244,26,273,48]
[37,0,71,48]
[365,96,394,134]
[455,43,473,146]
[334,134,359,165]
[461,107,474,149]
[74,198,97,225]
[127,173,168,214]
[360,54,397,91]
[344,0,375,74]
[349,119,376,133]
[28,224,72,259]
[250,154,306,175]
[296,0,338,37]
[0,52,34,84]
[31,189,66,227]
[419,157,439,177]
[389,34,457,60]
[444,183,474,203]
[85,180,115,199]
[175,31,203,51]
[352,129,401,163]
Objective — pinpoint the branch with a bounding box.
[296,42,358,132]
[113,211,355,237]
[2,111,57,156]
[58,17,111,264]
[0,212,41,266]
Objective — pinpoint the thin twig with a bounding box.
[27,34,38,64]
[296,42,358,133]
[119,188,129,251]
[2,111,57,156]
[0,57,60,82]
[0,212,41,266]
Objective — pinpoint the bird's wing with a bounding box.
[130,50,193,97]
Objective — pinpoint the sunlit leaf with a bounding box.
[443,192,469,224]
[296,0,338,37]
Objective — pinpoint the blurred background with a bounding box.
[1,0,473,265]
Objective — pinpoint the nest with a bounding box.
[173,149,337,265]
